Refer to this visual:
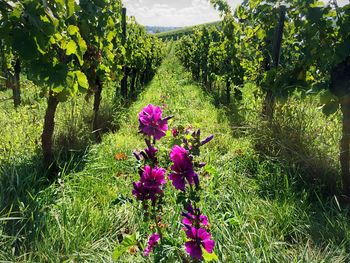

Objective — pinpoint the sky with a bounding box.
[122,0,349,27]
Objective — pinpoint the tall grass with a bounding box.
[1,49,350,262]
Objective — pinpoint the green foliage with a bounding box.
[1,46,350,262]
[210,0,231,16]
[175,0,350,106]
[175,18,243,97]
[112,234,137,261]
[0,0,165,167]
[203,249,218,262]
[0,0,89,99]
[78,0,123,86]
[0,0,164,105]
[174,0,350,193]
[1,0,350,261]
[124,17,165,85]
[156,21,221,40]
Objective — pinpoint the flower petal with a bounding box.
[185,241,203,260]
[202,239,215,253]
[138,104,168,140]
[182,217,193,226]
[185,227,197,240]
[199,215,209,226]
[197,228,211,241]
[169,173,186,191]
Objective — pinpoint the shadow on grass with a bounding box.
[229,153,350,258]
[54,82,148,167]
[200,84,247,138]
[256,159,350,256]
[0,155,51,256]
[253,116,339,196]
[0,79,153,258]
[206,83,339,195]
[0,146,95,256]
[195,80,350,257]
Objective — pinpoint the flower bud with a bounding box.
[200,135,214,146]
[133,151,141,161]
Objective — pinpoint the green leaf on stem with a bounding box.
[203,249,218,262]
[112,234,137,261]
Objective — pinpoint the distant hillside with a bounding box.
[146,26,182,34]
[155,21,221,40]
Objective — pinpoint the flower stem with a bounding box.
[189,184,200,229]
[153,201,163,243]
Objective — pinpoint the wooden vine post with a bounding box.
[331,58,350,196]
[262,5,286,121]
[13,59,21,107]
[42,90,59,173]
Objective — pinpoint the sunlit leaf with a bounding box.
[203,250,218,262]
[112,234,137,261]
[66,40,77,56]
[75,71,89,89]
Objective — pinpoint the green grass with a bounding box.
[1,49,350,262]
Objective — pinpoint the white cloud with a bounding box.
[123,0,221,27]
[122,0,349,27]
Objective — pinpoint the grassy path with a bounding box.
[3,51,350,262]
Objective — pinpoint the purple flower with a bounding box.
[168,146,198,191]
[144,233,160,256]
[185,227,215,260]
[182,204,209,228]
[132,181,162,201]
[132,181,148,201]
[138,104,169,140]
[132,166,166,201]
[141,165,166,189]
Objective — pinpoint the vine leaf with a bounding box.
[66,40,77,56]
[75,71,89,89]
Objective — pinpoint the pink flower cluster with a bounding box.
[181,204,214,260]
[132,104,215,260]
[133,104,173,256]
